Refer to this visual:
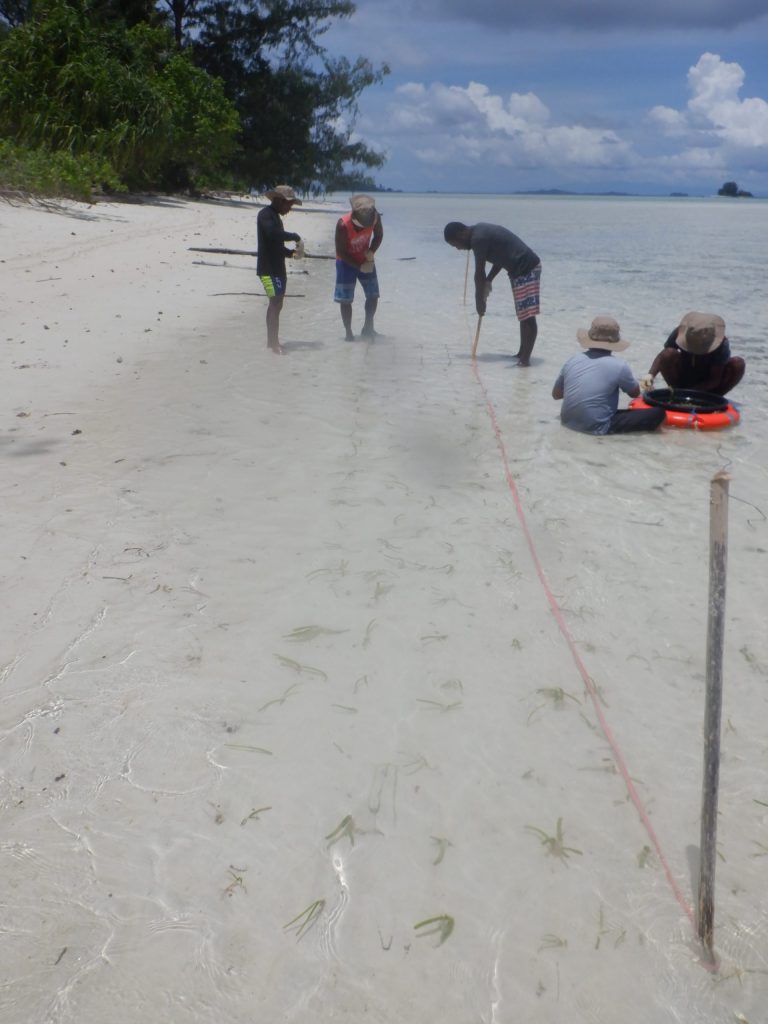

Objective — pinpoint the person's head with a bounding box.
[350,194,377,227]
[264,184,302,215]
[576,316,630,353]
[675,312,725,355]
[444,222,471,249]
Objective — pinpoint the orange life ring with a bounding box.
[629,396,740,430]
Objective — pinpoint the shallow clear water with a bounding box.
[2,194,767,1023]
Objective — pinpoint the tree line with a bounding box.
[0,0,388,198]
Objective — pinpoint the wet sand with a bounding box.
[2,192,768,1023]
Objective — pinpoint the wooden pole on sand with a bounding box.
[697,468,731,963]
[471,315,483,359]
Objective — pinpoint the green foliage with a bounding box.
[0,0,387,195]
[190,1,388,191]
[0,0,239,192]
[0,138,123,198]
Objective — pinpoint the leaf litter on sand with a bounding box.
[525,818,583,865]
[274,653,328,680]
[284,900,325,940]
[283,625,348,642]
[414,914,455,946]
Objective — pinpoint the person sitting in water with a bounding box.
[553,317,666,435]
[641,312,745,396]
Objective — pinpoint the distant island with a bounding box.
[514,188,690,198]
[717,180,753,198]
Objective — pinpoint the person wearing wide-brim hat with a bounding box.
[552,317,666,435]
[334,194,383,341]
[256,185,303,354]
[641,312,745,396]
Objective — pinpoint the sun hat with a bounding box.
[576,316,630,352]
[263,185,302,205]
[350,193,376,214]
[675,312,725,355]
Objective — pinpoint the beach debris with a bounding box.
[420,632,448,644]
[240,806,272,826]
[430,836,452,865]
[525,818,583,864]
[274,653,328,680]
[284,899,325,939]
[527,686,581,723]
[416,698,462,713]
[223,743,272,755]
[223,865,248,897]
[538,933,567,952]
[283,625,348,643]
[594,906,626,949]
[259,682,300,711]
[324,814,359,848]
[362,619,377,647]
[637,845,655,869]
[414,914,454,946]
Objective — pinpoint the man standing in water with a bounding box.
[257,185,302,354]
[334,194,383,340]
[443,221,541,365]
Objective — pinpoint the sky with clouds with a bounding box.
[320,0,768,195]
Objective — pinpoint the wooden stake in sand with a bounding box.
[697,468,731,962]
[471,315,483,359]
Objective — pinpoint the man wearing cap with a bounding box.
[552,317,666,435]
[641,312,745,396]
[257,185,302,354]
[334,194,383,340]
[443,221,541,366]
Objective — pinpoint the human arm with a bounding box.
[473,249,489,316]
[369,214,383,254]
[552,370,565,400]
[619,362,641,398]
[258,206,300,259]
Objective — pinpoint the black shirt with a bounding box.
[256,205,296,278]
[664,328,731,383]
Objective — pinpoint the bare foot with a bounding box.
[345,332,356,341]
[268,343,284,355]
[360,325,379,339]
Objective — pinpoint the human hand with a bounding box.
[288,232,301,242]
[639,373,655,391]
[483,281,492,301]
[476,300,486,317]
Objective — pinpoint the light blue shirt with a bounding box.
[554,351,638,435]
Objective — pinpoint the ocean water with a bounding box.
[3,193,768,1024]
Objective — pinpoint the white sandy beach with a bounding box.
[2,192,768,1023]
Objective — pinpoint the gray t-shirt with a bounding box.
[554,351,638,435]
[469,223,540,279]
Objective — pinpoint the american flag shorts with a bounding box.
[511,263,541,321]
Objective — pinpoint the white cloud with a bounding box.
[387,81,634,173]
[651,52,768,147]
